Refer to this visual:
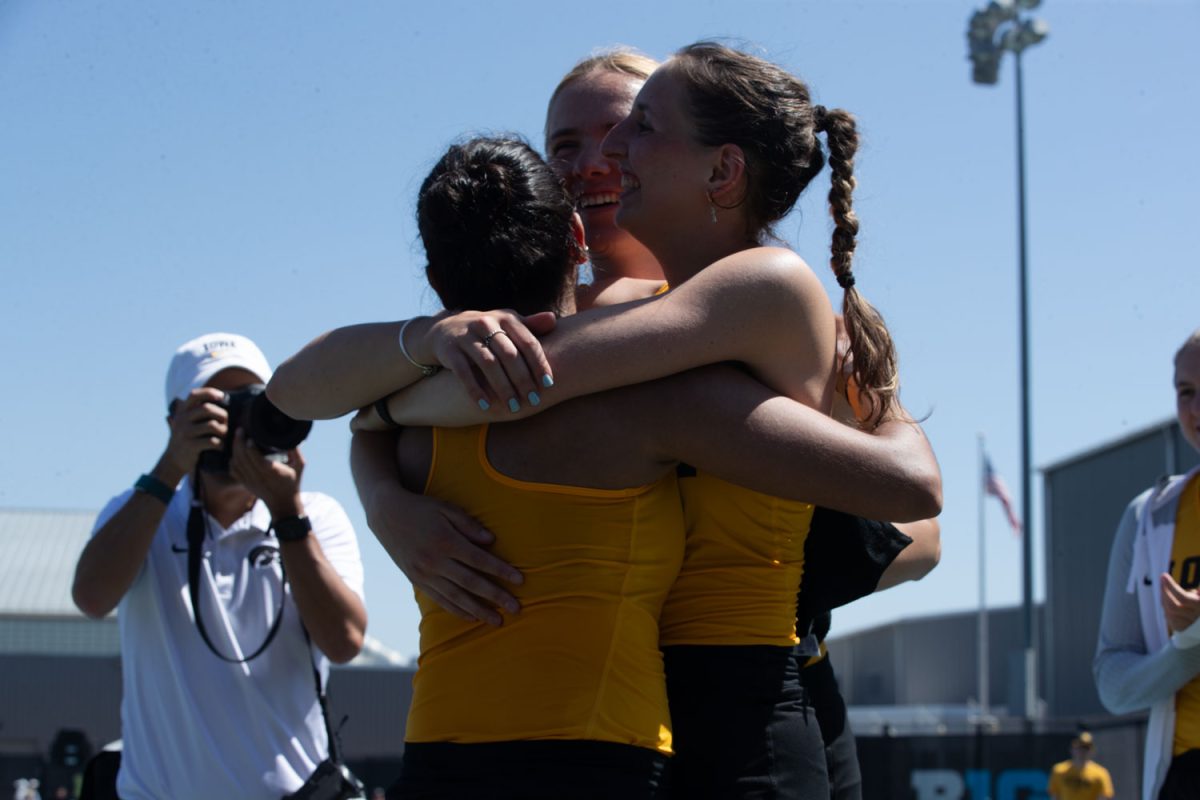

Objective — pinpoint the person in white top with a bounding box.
[72,332,367,800]
[1095,329,1200,800]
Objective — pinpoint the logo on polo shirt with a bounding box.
[248,544,281,569]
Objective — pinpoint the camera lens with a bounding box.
[245,390,312,452]
[198,385,312,472]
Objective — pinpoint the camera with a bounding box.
[282,758,364,800]
[198,384,313,473]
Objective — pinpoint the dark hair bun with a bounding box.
[457,161,513,218]
[417,137,578,316]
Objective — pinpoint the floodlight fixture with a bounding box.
[967,0,1048,84]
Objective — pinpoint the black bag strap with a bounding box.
[301,626,348,765]
[186,471,286,664]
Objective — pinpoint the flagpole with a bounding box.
[978,434,989,719]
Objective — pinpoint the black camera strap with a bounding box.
[186,471,357,797]
[301,626,348,766]
[186,469,286,664]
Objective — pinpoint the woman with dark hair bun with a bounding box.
[416,138,580,318]
[387,136,684,798]
[334,135,937,799]
[271,49,676,630]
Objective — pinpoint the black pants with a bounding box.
[801,655,862,800]
[388,740,667,800]
[78,750,122,800]
[663,645,829,799]
[1160,749,1200,799]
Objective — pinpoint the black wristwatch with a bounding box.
[272,514,312,543]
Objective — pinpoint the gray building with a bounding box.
[828,604,1044,718]
[826,417,1197,723]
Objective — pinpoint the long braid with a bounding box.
[672,43,903,425]
[818,107,898,427]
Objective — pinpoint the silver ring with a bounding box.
[481,329,508,348]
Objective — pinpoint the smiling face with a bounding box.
[1176,337,1200,453]
[545,70,646,262]
[601,64,716,251]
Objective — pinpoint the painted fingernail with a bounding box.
[541,374,555,388]
[508,397,521,413]
[528,391,541,406]
[478,398,491,411]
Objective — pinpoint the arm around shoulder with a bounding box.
[644,364,942,522]
[385,248,837,428]
[268,318,441,421]
[875,517,942,591]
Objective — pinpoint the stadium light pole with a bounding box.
[966,0,1049,722]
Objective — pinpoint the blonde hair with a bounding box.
[1177,328,1200,365]
[547,48,659,114]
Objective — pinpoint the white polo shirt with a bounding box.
[92,478,364,800]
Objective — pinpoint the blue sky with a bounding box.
[2,1,1197,660]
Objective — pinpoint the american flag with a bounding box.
[984,455,1022,535]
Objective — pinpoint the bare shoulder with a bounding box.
[714,246,813,275]
[668,248,832,339]
[684,247,824,300]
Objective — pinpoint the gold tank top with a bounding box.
[406,425,685,753]
[660,469,813,646]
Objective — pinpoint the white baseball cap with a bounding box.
[164,332,273,409]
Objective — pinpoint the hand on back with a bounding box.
[365,479,524,627]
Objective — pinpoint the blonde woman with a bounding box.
[1095,329,1200,800]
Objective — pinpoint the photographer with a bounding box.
[72,333,367,800]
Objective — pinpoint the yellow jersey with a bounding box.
[405,425,685,754]
[660,470,813,646]
[1047,759,1113,800]
[1171,473,1200,755]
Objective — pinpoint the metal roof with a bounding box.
[1041,417,1178,473]
[0,508,100,617]
[0,507,404,665]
